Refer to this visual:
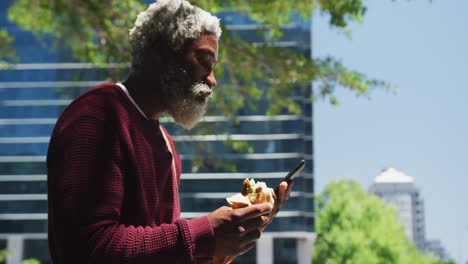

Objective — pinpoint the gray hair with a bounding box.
[129,0,222,75]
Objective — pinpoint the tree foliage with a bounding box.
[3,0,391,171]
[5,0,390,111]
[0,28,17,66]
[314,179,437,264]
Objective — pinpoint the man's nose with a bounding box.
[205,71,217,88]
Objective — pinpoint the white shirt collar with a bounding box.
[116,82,149,120]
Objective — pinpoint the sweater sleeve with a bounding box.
[48,113,214,263]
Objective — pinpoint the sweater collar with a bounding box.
[116,82,151,120]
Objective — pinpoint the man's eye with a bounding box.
[196,53,215,71]
[201,61,214,71]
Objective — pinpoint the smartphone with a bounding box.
[282,159,305,182]
[275,159,305,196]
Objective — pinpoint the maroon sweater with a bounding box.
[47,83,214,263]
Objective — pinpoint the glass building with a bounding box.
[369,168,451,261]
[369,168,426,251]
[0,1,315,263]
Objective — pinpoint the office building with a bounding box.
[369,168,452,261]
[0,1,314,263]
[369,168,426,251]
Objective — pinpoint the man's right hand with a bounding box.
[207,203,272,256]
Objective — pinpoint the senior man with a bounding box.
[47,0,291,263]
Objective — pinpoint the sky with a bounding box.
[313,0,468,262]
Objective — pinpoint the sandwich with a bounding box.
[226,178,275,209]
[215,179,275,264]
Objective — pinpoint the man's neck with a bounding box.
[122,75,165,120]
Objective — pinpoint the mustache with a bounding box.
[191,83,213,99]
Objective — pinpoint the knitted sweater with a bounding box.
[47,83,215,263]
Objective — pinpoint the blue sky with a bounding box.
[313,0,468,262]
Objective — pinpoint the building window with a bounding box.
[274,238,297,264]
[0,162,46,175]
[0,181,47,194]
[0,200,47,214]
[0,220,47,233]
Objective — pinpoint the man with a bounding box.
[47,0,292,263]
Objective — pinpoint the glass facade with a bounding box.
[0,1,314,263]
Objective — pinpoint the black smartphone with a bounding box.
[282,159,305,182]
[275,159,305,196]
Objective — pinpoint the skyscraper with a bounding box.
[369,168,451,260]
[0,1,314,263]
[369,167,426,251]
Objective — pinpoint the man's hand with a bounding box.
[208,203,272,256]
[269,180,294,223]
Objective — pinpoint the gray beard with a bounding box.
[159,64,212,130]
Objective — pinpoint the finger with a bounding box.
[279,181,288,190]
[239,215,269,234]
[260,215,270,228]
[275,181,287,197]
[232,203,272,221]
[278,182,288,205]
[220,205,233,210]
[239,229,261,248]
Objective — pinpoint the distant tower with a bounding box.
[368,168,426,251]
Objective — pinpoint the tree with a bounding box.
[1,0,391,170]
[313,179,437,264]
